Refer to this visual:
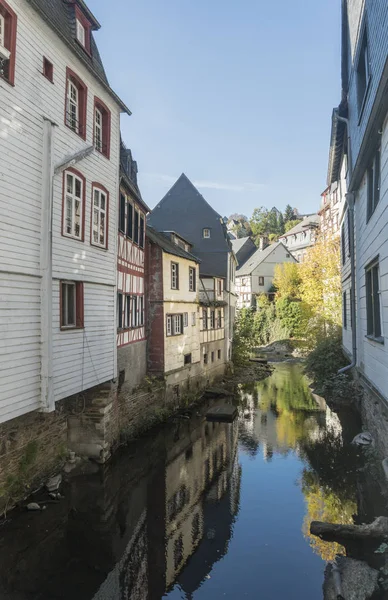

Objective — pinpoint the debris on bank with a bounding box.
[323,557,379,600]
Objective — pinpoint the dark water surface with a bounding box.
[0,363,370,599]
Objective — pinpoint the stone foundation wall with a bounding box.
[0,406,67,514]
[356,371,388,459]
[118,340,147,394]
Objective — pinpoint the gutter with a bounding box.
[336,114,357,375]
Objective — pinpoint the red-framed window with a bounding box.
[60,281,84,329]
[42,56,53,82]
[90,183,109,249]
[93,97,111,159]
[62,168,86,241]
[74,5,91,55]
[0,0,17,86]
[65,67,87,139]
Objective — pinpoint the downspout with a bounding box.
[40,117,56,412]
[336,113,357,374]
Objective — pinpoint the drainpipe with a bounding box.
[40,117,56,412]
[335,113,357,374]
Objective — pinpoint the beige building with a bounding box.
[146,227,203,397]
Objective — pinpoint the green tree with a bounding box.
[285,219,302,232]
[268,209,279,235]
[250,207,270,238]
[277,212,285,235]
[273,262,302,299]
[284,204,295,222]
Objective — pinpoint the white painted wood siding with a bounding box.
[0,0,123,420]
[353,114,388,397]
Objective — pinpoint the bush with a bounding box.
[232,308,255,366]
[305,332,348,392]
[275,296,309,338]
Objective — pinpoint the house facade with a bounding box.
[235,242,297,309]
[278,215,320,262]
[117,142,150,394]
[0,0,129,486]
[148,174,237,369]
[334,0,388,453]
[146,227,202,397]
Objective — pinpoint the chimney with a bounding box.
[258,235,269,251]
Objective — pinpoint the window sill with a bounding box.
[166,333,184,337]
[118,326,144,332]
[42,72,54,84]
[65,122,86,141]
[60,325,84,331]
[90,241,108,251]
[95,146,110,160]
[75,38,92,57]
[365,334,384,345]
[62,232,84,242]
[0,74,14,87]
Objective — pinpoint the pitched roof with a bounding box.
[280,214,320,238]
[231,236,257,266]
[146,227,200,263]
[148,174,232,278]
[236,242,292,276]
[27,0,130,114]
[230,236,251,253]
[327,101,347,186]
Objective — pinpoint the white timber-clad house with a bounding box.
[235,242,297,309]
[0,0,130,424]
[330,0,388,453]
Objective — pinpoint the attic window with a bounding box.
[203,228,211,239]
[74,6,91,54]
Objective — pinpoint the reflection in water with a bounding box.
[0,363,369,600]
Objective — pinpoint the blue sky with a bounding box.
[91,0,341,218]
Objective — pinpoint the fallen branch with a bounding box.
[310,516,388,542]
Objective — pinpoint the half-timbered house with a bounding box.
[117,142,150,392]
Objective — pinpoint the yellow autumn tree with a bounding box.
[273,262,302,299]
[299,237,342,342]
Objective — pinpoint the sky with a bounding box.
[90,0,341,219]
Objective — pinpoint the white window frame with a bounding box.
[203,228,211,239]
[92,187,107,248]
[171,262,179,290]
[76,19,86,47]
[184,312,188,327]
[61,282,76,328]
[189,267,196,292]
[210,310,215,329]
[173,314,182,335]
[0,14,5,48]
[125,295,132,328]
[192,312,196,326]
[67,79,79,133]
[94,107,103,152]
[166,315,172,336]
[64,171,83,240]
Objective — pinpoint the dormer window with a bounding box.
[76,19,85,46]
[203,228,211,239]
[74,5,91,54]
[0,0,17,86]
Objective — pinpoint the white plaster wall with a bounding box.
[251,245,297,294]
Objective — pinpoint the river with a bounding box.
[0,362,381,599]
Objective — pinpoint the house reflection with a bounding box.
[0,411,240,600]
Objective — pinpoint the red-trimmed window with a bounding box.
[65,68,87,139]
[93,97,111,159]
[62,168,86,241]
[43,57,53,82]
[75,5,91,54]
[0,0,17,86]
[60,281,84,329]
[91,183,109,249]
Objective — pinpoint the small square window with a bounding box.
[203,228,211,238]
[259,276,264,286]
[43,57,53,82]
[211,351,214,362]
[184,353,192,365]
[203,353,208,365]
[61,281,84,329]
[218,349,221,360]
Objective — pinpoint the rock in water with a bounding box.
[46,474,62,492]
[323,557,379,600]
[26,503,41,511]
[352,432,373,446]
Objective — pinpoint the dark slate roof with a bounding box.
[120,141,150,213]
[146,226,200,263]
[27,0,130,114]
[327,100,347,186]
[279,214,320,238]
[147,174,232,278]
[236,242,293,276]
[231,236,257,267]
